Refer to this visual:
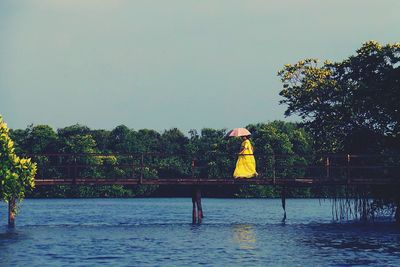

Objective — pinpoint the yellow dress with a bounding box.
[233,139,258,179]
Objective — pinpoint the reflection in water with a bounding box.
[233,224,256,250]
[2,199,400,266]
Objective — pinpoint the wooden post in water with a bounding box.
[192,189,198,224]
[192,187,203,224]
[196,187,203,221]
[281,187,287,223]
[8,197,16,227]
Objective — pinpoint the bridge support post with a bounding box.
[192,187,203,224]
[281,187,287,223]
[8,197,16,228]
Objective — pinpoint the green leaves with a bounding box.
[0,115,37,202]
[278,41,400,153]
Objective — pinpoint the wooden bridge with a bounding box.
[5,153,400,226]
[31,153,400,186]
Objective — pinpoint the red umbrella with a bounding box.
[226,128,251,137]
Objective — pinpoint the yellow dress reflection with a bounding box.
[233,224,256,250]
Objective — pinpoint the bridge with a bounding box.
[5,153,400,226]
[31,153,400,185]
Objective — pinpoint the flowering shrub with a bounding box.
[0,115,36,203]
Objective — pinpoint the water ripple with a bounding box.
[1,198,400,266]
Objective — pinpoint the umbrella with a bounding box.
[226,128,251,137]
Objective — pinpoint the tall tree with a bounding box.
[278,41,400,153]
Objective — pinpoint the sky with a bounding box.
[0,0,399,133]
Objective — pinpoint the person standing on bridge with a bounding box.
[227,128,258,179]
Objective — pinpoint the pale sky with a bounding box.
[0,0,399,132]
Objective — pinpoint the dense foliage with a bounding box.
[278,41,400,153]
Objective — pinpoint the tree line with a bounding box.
[9,121,317,198]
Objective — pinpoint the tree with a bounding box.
[24,125,58,154]
[91,129,111,152]
[189,128,233,178]
[0,115,36,209]
[57,124,103,179]
[158,128,191,178]
[278,41,400,221]
[136,129,161,153]
[108,125,133,153]
[278,41,400,153]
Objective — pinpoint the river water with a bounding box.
[1,198,400,266]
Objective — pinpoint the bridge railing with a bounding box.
[28,153,400,183]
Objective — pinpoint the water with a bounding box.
[1,198,400,266]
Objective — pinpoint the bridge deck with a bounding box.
[29,153,400,187]
[34,177,399,186]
